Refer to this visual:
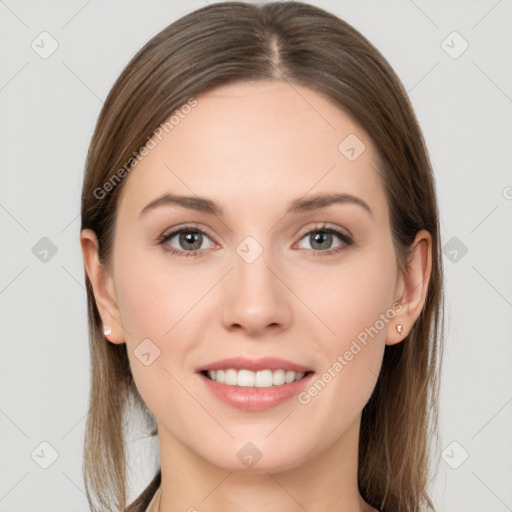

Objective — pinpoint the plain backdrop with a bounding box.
[0,1,511,511]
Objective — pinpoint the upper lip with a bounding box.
[196,356,313,373]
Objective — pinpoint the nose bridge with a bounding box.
[220,235,290,333]
[236,242,276,294]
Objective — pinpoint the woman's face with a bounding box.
[98,80,407,472]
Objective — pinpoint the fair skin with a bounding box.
[81,80,431,512]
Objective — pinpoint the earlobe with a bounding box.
[386,229,432,346]
[386,319,407,346]
[80,229,125,344]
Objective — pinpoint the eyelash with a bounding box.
[157,223,353,258]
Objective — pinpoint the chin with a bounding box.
[196,439,312,475]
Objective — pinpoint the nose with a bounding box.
[220,247,292,336]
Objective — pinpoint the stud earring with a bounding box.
[103,326,112,336]
[396,324,404,335]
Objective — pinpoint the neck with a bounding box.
[155,416,375,512]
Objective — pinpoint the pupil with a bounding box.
[312,231,331,250]
[181,231,201,250]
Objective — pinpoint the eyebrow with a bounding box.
[139,192,373,218]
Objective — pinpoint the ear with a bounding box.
[386,229,432,346]
[80,228,125,344]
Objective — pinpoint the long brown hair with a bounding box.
[80,2,444,511]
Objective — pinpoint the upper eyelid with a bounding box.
[296,222,352,240]
[162,223,214,238]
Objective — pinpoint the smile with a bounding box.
[202,368,311,387]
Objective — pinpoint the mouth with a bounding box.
[195,357,316,412]
[200,368,314,388]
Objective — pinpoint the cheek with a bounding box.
[112,243,214,410]
[301,241,397,406]
[338,261,396,343]
[304,243,397,348]
[114,239,211,339]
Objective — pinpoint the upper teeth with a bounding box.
[206,369,306,387]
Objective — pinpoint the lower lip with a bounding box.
[198,372,315,412]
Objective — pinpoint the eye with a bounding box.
[296,224,353,255]
[158,225,215,257]
[158,223,353,258]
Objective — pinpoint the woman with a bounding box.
[80,2,444,511]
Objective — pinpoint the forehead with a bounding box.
[117,80,387,222]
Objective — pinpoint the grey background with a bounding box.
[1,0,511,510]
